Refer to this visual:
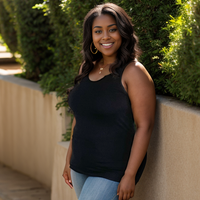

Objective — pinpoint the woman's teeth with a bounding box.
[102,43,113,46]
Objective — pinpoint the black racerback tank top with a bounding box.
[68,66,146,183]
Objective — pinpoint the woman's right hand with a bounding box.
[63,117,75,189]
[62,163,73,189]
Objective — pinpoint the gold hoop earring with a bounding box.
[90,42,98,54]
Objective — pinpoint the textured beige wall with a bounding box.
[51,142,77,200]
[0,75,70,187]
[52,96,200,200]
[134,96,200,200]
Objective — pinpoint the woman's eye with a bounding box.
[109,28,117,32]
[95,30,102,34]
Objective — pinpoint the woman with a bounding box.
[63,3,156,200]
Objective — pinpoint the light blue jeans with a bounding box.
[71,169,119,200]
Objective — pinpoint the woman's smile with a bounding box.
[101,42,114,48]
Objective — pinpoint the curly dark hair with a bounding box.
[69,3,141,93]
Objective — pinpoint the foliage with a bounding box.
[4,0,55,81]
[0,0,18,54]
[62,113,74,141]
[0,34,4,44]
[162,0,200,105]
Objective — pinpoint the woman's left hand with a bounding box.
[117,174,135,200]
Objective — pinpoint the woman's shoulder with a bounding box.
[123,60,153,83]
[125,60,146,73]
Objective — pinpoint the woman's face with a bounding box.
[92,14,122,58]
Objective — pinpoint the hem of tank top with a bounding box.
[70,165,123,182]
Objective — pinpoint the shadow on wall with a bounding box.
[134,100,166,200]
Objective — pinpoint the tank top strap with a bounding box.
[116,63,128,79]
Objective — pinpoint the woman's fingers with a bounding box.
[123,193,128,200]
[62,167,73,189]
[117,184,120,195]
[66,180,73,189]
[119,192,132,200]
[117,186,132,200]
[130,192,134,198]
[118,192,122,200]
[68,169,72,184]
[117,184,127,200]
[67,170,73,188]
[63,174,73,189]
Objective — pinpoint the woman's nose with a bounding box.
[102,31,110,40]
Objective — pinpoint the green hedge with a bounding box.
[15,0,55,81]
[162,0,200,105]
[0,0,18,53]
[37,0,78,101]
[35,0,72,100]
[1,0,55,81]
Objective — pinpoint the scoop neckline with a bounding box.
[87,73,112,82]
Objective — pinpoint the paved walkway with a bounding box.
[0,163,51,200]
[0,45,22,75]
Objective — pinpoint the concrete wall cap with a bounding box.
[58,141,70,149]
[0,74,41,91]
[157,95,200,116]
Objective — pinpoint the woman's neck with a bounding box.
[101,55,117,66]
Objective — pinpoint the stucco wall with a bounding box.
[0,75,70,187]
[133,96,200,200]
[52,96,200,200]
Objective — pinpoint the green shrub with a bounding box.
[37,0,76,102]
[0,0,18,53]
[9,0,55,81]
[162,0,200,105]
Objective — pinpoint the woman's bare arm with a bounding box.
[62,63,84,188]
[117,61,156,200]
[62,117,76,188]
